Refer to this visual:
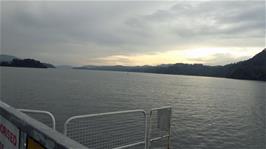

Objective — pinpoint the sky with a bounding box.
[1,0,265,66]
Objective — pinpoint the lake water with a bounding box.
[0,67,265,149]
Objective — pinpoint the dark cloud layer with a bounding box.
[1,1,265,65]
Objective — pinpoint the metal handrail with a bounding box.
[18,109,56,130]
[16,106,171,149]
[64,109,148,149]
[64,109,147,134]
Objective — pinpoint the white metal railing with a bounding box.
[1,102,87,149]
[64,109,148,149]
[148,106,172,149]
[18,109,56,130]
[17,106,171,149]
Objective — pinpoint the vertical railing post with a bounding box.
[144,111,149,149]
[167,108,172,149]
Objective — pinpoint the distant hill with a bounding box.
[225,49,266,80]
[0,55,55,68]
[76,49,266,81]
[0,54,18,62]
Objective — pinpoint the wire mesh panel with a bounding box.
[149,107,171,149]
[18,109,56,130]
[64,110,147,149]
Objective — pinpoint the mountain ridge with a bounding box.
[1,49,265,81]
[76,49,266,81]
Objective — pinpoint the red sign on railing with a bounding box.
[0,116,19,149]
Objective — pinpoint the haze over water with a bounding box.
[1,67,265,149]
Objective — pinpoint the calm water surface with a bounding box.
[0,67,265,149]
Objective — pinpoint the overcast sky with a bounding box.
[1,0,265,66]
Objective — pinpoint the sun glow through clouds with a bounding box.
[88,47,263,66]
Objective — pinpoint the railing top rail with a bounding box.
[18,108,56,130]
[65,109,146,124]
[64,109,147,135]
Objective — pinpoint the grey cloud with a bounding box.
[117,1,265,53]
[141,1,264,37]
[1,1,264,65]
